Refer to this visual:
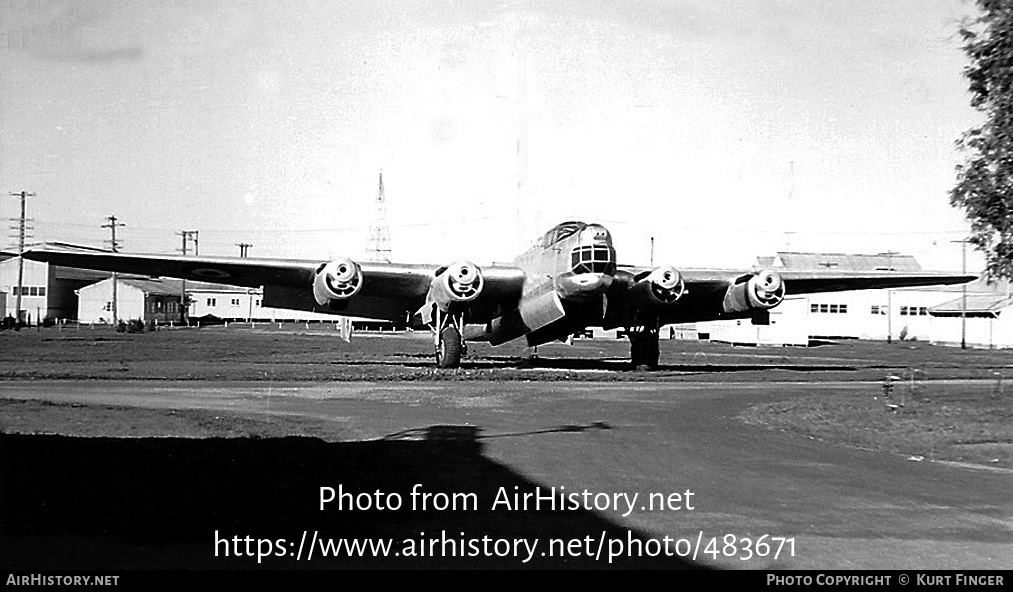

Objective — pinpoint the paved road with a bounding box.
[2,380,1010,569]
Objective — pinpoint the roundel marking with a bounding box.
[188,267,236,280]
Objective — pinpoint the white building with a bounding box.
[2,243,117,323]
[702,296,810,346]
[807,288,947,341]
[77,277,349,324]
[929,279,1013,349]
[186,284,338,322]
[1,253,107,323]
[692,251,970,346]
[1,255,51,323]
[77,277,184,324]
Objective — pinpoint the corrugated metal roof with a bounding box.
[764,252,922,271]
[929,293,1013,316]
[118,278,186,296]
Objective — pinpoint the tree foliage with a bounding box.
[952,1,1013,278]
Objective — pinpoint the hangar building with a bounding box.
[696,251,971,345]
[1,252,108,323]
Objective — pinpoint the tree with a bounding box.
[952,1,1013,279]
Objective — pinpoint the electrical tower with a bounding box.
[8,191,35,323]
[236,242,252,257]
[367,172,391,262]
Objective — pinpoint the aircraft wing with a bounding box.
[609,265,976,326]
[21,248,526,324]
[679,268,977,294]
[23,248,318,287]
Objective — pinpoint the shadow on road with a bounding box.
[0,431,708,569]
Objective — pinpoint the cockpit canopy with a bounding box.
[539,221,589,248]
[571,245,616,274]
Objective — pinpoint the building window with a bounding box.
[255,299,261,307]
[919,307,928,316]
[28,286,38,296]
[206,298,216,306]
[104,302,112,312]
[813,303,848,314]
[231,298,240,306]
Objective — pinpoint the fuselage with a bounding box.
[512,221,616,302]
[508,221,617,345]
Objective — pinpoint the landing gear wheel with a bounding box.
[629,328,660,370]
[436,326,463,368]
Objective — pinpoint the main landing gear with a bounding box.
[432,307,467,368]
[628,325,660,370]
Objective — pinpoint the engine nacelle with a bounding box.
[313,257,363,305]
[428,260,485,311]
[722,269,785,313]
[633,265,686,306]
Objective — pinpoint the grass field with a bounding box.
[740,384,1013,469]
[2,324,1011,468]
[4,322,1013,382]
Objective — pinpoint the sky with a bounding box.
[0,0,986,272]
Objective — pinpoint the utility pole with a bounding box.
[8,191,35,324]
[236,242,252,257]
[882,250,899,344]
[177,230,199,256]
[783,160,795,250]
[177,230,199,324]
[101,215,125,326]
[649,236,655,267]
[951,239,970,349]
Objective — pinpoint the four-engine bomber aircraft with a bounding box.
[24,221,974,368]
